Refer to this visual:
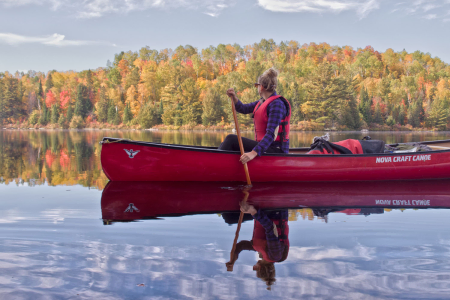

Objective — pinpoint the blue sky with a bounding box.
[0,0,449,73]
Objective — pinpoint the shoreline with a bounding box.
[1,127,449,133]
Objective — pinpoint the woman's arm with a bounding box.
[226,88,259,114]
[235,99,260,114]
[252,99,287,156]
[226,240,254,269]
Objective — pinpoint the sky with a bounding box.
[0,0,449,73]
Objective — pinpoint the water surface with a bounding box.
[2,130,450,299]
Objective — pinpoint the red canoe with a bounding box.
[101,180,450,223]
[100,137,450,182]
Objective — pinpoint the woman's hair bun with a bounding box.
[264,68,278,78]
[258,67,278,92]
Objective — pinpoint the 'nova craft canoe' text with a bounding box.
[100,137,450,182]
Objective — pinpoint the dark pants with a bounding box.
[218,134,283,154]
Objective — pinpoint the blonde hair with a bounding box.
[256,262,276,290]
[258,68,278,93]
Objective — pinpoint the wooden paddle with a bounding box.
[230,98,252,186]
[227,190,249,272]
[227,96,252,272]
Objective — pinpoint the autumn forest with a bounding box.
[1,39,450,131]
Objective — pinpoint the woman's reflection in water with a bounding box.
[226,202,289,290]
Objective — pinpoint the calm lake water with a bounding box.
[3,130,450,299]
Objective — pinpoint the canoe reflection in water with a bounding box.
[101,180,450,223]
[100,179,450,291]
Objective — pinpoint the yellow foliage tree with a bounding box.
[126,85,140,117]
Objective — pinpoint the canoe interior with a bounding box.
[101,137,450,155]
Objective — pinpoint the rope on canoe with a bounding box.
[99,138,132,144]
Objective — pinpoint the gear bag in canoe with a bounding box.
[307,134,385,155]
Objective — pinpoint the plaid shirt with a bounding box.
[235,93,289,156]
[253,210,289,262]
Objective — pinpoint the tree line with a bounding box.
[1,39,450,130]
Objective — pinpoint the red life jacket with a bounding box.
[252,218,289,263]
[253,95,291,143]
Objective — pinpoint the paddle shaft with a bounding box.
[231,99,252,186]
[228,191,249,272]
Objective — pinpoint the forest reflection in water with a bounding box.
[3,129,450,188]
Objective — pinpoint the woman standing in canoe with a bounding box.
[219,68,291,164]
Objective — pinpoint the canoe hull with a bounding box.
[100,138,450,182]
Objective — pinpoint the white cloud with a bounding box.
[423,13,437,19]
[257,0,380,19]
[356,0,380,18]
[423,4,438,12]
[0,33,113,47]
[0,0,63,10]
[393,0,450,21]
[0,0,233,18]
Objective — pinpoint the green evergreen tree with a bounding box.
[46,106,51,123]
[74,84,92,118]
[178,78,202,125]
[28,110,40,125]
[373,102,383,124]
[138,102,158,128]
[66,105,73,122]
[45,73,53,91]
[51,104,59,124]
[113,111,121,125]
[358,88,372,124]
[161,104,177,126]
[37,80,43,98]
[426,99,448,130]
[341,95,362,129]
[407,101,421,127]
[202,88,225,125]
[123,104,133,123]
[174,102,183,126]
[96,87,109,123]
[107,68,122,86]
[107,105,116,124]
[386,115,395,128]
[303,63,352,126]
[157,99,164,124]
[398,105,406,125]
[58,114,66,128]
[86,69,93,89]
[0,77,22,123]
[39,104,48,125]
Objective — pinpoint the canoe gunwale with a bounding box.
[101,137,450,158]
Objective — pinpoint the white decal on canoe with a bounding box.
[375,200,430,206]
[124,203,140,212]
[376,154,431,163]
[375,200,391,205]
[124,149,140,158]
